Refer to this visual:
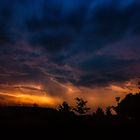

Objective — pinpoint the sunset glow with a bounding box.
[0,80,139,110]
[0,0,140,110]
[0,91,61,107]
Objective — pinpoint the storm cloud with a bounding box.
[0,0,140,100]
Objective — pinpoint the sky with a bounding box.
[0,0,140,109]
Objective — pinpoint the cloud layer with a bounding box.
[0,0,140,107]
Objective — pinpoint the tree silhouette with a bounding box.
[114,80,140,119]
[105,106,112,116]
[58,101,72,114]
[33,103,38,108]
[114,93,140,119]
[73,97,90,115]
[95,107,105,117]
[115,97,121,104]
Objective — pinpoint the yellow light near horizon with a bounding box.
[16,94,56,106]
[0,92,61,107]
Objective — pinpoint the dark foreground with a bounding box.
[0,106,139,139]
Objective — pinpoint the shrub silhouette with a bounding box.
[73,97,90,115]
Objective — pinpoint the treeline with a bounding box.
[0,83,140,135]
[0,84,139,138]
[57,91,140,120]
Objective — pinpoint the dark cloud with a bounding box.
[73,55,140,87]
[0,0,140,92]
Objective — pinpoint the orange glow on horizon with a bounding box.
[0,80,139,110]
[0,92,61,107]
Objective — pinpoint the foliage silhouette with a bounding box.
[33,103,38,107]
[105,106,112,116]
[73,97,90,115]
[0,82,140,138]
[0,93,140,137]
[58,101,72,115]
[115,97,121,104]
[114,93,140,120]
[95,107,105,117]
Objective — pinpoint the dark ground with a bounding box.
[0,106,139,139]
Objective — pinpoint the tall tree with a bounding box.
[73,97,90,115]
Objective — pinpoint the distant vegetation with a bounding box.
[0,82,140,137]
